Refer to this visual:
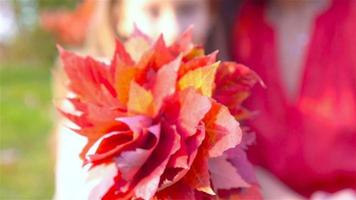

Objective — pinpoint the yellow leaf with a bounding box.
[184,46,205,60]
[115,65,137,105]
[196,186,216,196]
[127,81,154,116]
[178,62,220,97]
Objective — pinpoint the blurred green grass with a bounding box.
[0,62,54,199]
[0,1,79,198]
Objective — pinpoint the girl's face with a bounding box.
[117,0,211,44]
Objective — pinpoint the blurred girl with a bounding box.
[231,0,356,198]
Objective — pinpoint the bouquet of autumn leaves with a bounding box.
[58,28,261,200]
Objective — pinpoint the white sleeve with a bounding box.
[53,123,87,200]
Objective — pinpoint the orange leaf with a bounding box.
[178,62,220,97]
[179,51,218,77]
[184,46,205,61]
[204,102,242,157]
[127,81,154,116]
[184,150,215,195]
[115,64,137,105]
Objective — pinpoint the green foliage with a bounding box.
[30,0,77,10]
[0,63,54,199]
[0,1,63,197]
[5,0,79,65]
[0,0,82,198]
[5,27,58,66]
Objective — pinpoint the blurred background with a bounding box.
[0,0,355,199]
[0,0,77,199]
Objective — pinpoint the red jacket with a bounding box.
[231,0,356,196]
